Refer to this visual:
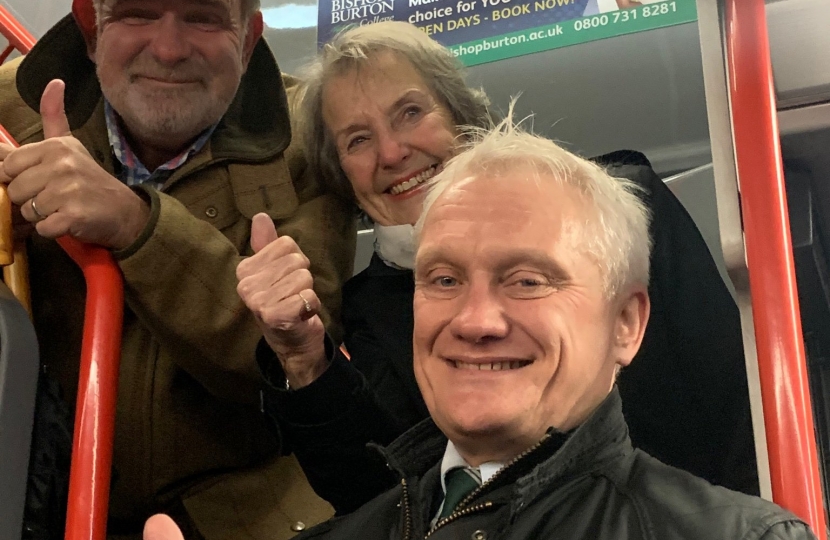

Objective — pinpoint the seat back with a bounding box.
[0,280,39,538]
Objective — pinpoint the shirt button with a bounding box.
[205,206,218,218]
[290,521,306,532]
[472,531,487,540]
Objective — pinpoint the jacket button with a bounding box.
[471,531,486,540]
[290,521,306,532]
[205,206,218,218]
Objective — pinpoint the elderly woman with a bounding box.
[240,21,758,515]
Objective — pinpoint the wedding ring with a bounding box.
[298,292,312,314]
[30,197,46,220]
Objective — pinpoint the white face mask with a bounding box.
[374,224,416,270]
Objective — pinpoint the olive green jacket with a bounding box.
[0,15,354,540]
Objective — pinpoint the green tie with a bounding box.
[439,467,481,519]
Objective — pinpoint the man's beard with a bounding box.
[99,58,239,147]
[117,83,225,143]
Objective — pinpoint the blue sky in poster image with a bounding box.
[263,5,318,29]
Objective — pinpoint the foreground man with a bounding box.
[0,0,353,538]
[147,122,813,540]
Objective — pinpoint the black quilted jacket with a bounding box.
[293,390,813,540]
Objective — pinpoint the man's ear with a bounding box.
[612,286,650,369]
[84,33,98,62]
[242,11,264,71]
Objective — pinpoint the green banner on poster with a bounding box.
[451,1,696,66]
[317,0,697,67]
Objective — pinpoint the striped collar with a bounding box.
[104,100,217,189]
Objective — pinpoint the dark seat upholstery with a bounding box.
[0,280,40,537]
[597,150,758,495]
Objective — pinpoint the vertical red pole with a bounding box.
[725,0,826,535]
[59,237,123,540]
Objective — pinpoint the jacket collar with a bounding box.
[381,387,632,499]
[365,253,414,279]
[15,14,292,162]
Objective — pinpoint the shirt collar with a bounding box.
[104,100,217,186]
[439,440,505,494]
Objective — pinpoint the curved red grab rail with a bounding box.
[0,5,35,55]
[58,237,123,540]
[725,0,826,534]
[0,123,123,540]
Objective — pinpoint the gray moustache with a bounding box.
[130,74,206,85]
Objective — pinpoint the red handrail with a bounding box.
[0,122,123,540]
[0,44,16,65]
[0,5,34,55]
[58,236,123,540]
[725,0,826,534]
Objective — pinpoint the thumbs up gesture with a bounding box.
[143,515,184,540]
[236,213,329,388]
[0,79,150,249]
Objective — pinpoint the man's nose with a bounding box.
[376,129,411,169]
[148,13,192,65]
[449,283,509,344]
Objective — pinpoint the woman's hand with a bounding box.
[237,213,329,388]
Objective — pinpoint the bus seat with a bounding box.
[785,161,830,512]
[0,280,39,538]
[596,150,759,496]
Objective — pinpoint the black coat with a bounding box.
[263,151,758,514]
[292,390,810,540]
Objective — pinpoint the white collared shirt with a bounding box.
[433,441,505,524]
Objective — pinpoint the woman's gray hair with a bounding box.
[297,21,492,203]
[415,113,652,297]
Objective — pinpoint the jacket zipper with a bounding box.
[423,502,494,539]
[424,432,553,539]
[401,478,413,540]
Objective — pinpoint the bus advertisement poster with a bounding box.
[317,0,697,66]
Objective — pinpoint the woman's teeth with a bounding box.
[389,165,438,195]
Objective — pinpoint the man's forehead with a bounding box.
[423,171,563,225]
[416,171,587,261]
[103,0,237,10]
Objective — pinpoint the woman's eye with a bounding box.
[396,105,424,126]
[346,136,368,151]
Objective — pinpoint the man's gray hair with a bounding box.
[415,116,652,297]
[241,0,262,18]
[297,21,492,203]
[94,0,261,23]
